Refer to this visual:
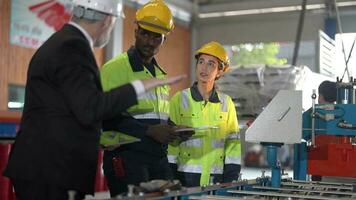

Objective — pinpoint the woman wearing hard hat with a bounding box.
[168,41,242,186]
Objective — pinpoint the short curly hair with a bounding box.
[318,81,337,103]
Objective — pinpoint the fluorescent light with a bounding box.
[8,102,24,109]
[338,1,356,7]
[199,1,356,18]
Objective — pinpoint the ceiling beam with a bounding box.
[165,0,194,13]
[199,0,331,13]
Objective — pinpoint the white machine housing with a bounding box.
[245,90,302,144]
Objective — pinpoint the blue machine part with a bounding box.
[266,145,281,187]
[0,122,17,138]
[302,104,356,139]
[260,143,283,187]
[293,143,308,180]
[295,103,356,181]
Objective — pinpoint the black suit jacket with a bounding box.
[4,24,137,194]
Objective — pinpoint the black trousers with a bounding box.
[177,172,223,187]
[170,164,241,187]
[11,178,85,200]
[103,150,173,197]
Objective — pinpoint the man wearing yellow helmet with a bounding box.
[168,41,241,186]
[100,0,192,196]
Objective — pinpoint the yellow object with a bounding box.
[196,41,230,71]
[135,0,174,35]
[100,50,169,147]
[168,88,240,186]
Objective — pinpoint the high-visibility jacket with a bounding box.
[168,86,240,186]
[100,47,170,156]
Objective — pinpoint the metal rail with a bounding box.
[281,182,353,191]
[228,190,346,200]
[253,185,356,197]
[291,179,353,186]
[189,195,254,200]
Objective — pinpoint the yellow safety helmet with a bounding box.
[195,41,230,72]
[135,0,174,35]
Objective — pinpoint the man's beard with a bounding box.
[94,27,112,48]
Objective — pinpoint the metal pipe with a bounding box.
[311,89,317,146]
[334,0,351,81]
[266,145,281,188]
[292,0,307,66]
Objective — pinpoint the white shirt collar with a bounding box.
[68,21,94,48]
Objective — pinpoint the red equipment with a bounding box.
[0,111,21,200]
[308,135,356,177]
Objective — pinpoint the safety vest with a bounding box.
[168,88,240,186]
[99,50,169,146]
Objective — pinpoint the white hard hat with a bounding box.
[72,0,124,17]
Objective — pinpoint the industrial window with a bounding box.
[8,84,25,111]
[226,41,315,71]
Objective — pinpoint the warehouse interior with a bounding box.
[1,0,356,199]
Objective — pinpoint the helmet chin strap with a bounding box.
[160,35,165,45]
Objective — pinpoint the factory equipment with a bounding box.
[99,89,355,199]
[245,90,302,187]
[295,79,356,180]
[96,178,356,199]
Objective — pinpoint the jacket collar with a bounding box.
[127,46,166,75]
[67,22,94,49]
[190,82,220,103]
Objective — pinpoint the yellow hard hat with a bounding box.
[135,0,174,35]
[196,41,230,72]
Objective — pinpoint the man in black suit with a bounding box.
[3,0,184,199]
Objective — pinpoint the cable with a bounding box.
[341,36,356,80]
[334,0,350,81]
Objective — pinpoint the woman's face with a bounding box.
[195,54,223,84]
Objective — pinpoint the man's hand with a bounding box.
[146,124,180,144]
[174,125,195,142]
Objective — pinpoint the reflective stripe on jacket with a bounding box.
[100,49,169,147]
[168,88,240,186]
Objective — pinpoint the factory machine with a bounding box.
[98,90,356,199]
[98,178,356,200]
[295,79,356,180]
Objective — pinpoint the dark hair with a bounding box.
[318,81,337,103]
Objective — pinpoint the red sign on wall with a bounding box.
[10,0,72,49]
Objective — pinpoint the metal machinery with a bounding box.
[97,178,356,199]
[100,90,356,199]
[295,79,356,180]
[246,90,303,188]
